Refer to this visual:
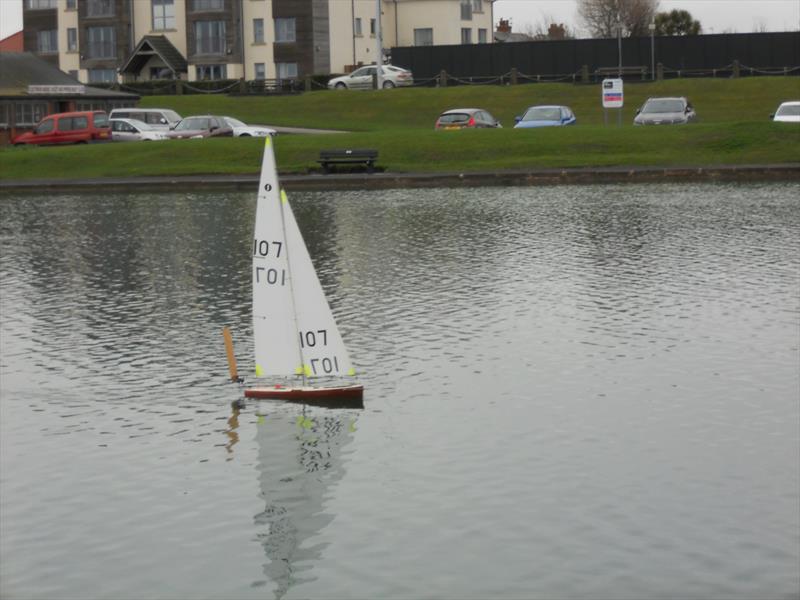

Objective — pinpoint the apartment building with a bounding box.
[21,0,494,83]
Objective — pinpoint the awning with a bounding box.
[119,35,187,77]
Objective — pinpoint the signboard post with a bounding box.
[602,78,624,127]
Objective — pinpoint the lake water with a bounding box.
[1,183,798,600]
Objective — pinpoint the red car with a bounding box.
[13,110,110,145]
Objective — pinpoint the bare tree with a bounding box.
[578,0,659,38]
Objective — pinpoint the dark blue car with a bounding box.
[514,105,576,129]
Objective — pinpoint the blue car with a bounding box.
[514,105,576,128]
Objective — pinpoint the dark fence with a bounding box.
[391,31,800,82]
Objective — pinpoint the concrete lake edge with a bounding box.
[2,163,799,194]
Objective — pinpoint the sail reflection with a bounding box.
[252,404,358,599]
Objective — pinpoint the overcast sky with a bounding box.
[2,0,799,40]
[493,0,800,36]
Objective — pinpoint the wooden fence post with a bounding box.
[732,59,740,78]
[581,64,589,83]
[510,67,518,85]
[305,75,312,92]
[656,62,664,81]
[440,69,447,87]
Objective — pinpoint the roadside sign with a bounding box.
[602,78,624,108]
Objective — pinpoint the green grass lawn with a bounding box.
[2,76,799,181]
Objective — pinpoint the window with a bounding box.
[152,0,175,30]
[414,28,433,46]
[370,18,376,36]
[150,66,173,79]
[460,1,472,20]
[0,104,9,128]
[88,68,116,82]
[192,0,223,11]
[276,62,297,79]
[275,18,295,43]
[25,0,56,9]
[194,20,226,54]
[472,0,482,12]
[37,30,57,53]
[86,26,115,58]
[67,28,77,51]
[195,64,227,80]
[66,0,77,9]
[35,118,55,134]
[58,116,88,131]
[461,28,472,44]
[478,28,487,43]
[254,63,265,80]
[15,103,47,126]
[354,17,362,36]
[253,18,264,43]
[86,0,114,17]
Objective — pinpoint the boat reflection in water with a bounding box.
[250,399,360,598]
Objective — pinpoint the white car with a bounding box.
[328,64,413,90]
[110,118,168,141]
[222,116,276,137]
[772,101,800,123]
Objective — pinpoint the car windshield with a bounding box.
[642,99,686,113]
[175,117,211,131]
[226,117,246,127]
[776,104,800,116]
[523,107,561,121]
[93,113,109,127]
[439,113,470,124]
[164,110,181,123]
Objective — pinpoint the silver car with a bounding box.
[328,64,413,90]
[634,97,696,125]
[110,118,168,141]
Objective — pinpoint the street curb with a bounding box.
[2,164,799,193]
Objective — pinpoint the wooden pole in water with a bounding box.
[222,327,239,382]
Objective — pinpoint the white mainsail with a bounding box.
[252,138,355,380]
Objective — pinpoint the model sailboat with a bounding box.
[242,137,363,401]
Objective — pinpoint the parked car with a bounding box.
[12,110,110,146]
[167,116,233,139]
[514,105,576,128]
[222,116,276,137]
[771,101,800,122]
[110,118,169,142]
[435,108,502,130]
[109,107,182,130]
[634,97,696,125]
[328,64,413,90]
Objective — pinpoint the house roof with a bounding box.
[494,31,535,43]
[119,35,188,76]
[0,52,137,99]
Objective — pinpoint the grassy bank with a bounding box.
[2,77,798,181]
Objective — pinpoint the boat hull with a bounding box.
[245,384,364,401]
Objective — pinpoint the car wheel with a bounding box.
[14,143,25,147]
[335,82,347,89]
[382,80,395,89]
[240,133,251,137]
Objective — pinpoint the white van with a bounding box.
[109,108,182,130]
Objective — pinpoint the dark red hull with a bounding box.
[244,384,364,401]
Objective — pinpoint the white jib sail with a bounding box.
[252,137,355,379]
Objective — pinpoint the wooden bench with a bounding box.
[318,149,378,174]
[595,66,648,80]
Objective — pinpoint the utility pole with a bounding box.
[375,0,383,89]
